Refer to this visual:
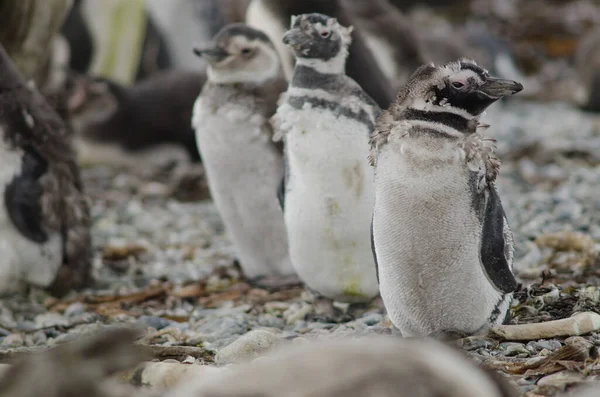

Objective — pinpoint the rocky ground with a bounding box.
[0,99,599,396]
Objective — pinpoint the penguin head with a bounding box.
[397,59,523,117]
[282,13,353,62]
[66,74,123,131]
[193,24,281,85]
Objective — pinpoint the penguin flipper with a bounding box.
[371,216,379,284]
[277,172,285,212]
[480,186,517,294]
[5,148,49,243]
[277,153,289,212]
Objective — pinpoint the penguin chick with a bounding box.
[273,13,380,303]
[0,44,91,297]
[67,69,205,167]
[191,23,296,280]
[245,0,395,108]
[168,337,518,397]
[370,59,523,337]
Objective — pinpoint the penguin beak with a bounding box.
[193,46,229,63]
[476,78,524,99]
[282,28,305,47]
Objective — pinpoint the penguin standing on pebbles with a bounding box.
[369,59,523,337]
[192,24,296,283]
[0,44,91,296]
[273,13,380,303]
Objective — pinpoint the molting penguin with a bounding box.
[191,24,296,282]
[272,13,380,303]
[245,0,394,108]
[0,44,91,297]
[369,59,523,337]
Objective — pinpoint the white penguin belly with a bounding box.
[0,138,62,294]
[283,108,379,302]
[193,100,294,278]
[373,143,505,336]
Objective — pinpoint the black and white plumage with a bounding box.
[0,44,91,297]
[191,24,295,280]
[245,0,394,108]
[273,13,380,303]
[370,59,523,337]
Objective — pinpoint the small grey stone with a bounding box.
[2,333,24,347]
[457,336,498,351]
[284,303,313,325]
[139,315,171,330]
[527,340,562,352]
[256,315,284,329]
[215,329,283,365]
[292,321,309,332]
[196,314,249,339]
[501,342,530,357]
[16,321,36,332]
[307,322,336,330]
[64,302,86,317]
[357,313,383,326]
[34,313,69,328]
[32,330,48,345]
[368,326,391,335]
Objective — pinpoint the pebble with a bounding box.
[457,336,498,351]
[2,333,24,347]
[215,330,283,365]
[256,315,284,329]
[527,339,562,352]
[139,315,172,330]
[32,330,48,345]
[357,313,383,326]
[64,302,86,317]
[283,303,313,325]
[501,342,531,357]
[195,314,250,342]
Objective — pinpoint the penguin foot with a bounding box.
[246,274,303,292]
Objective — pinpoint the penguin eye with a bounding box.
[320,30,331,38]
[451,81,465,89]
[240,48,253,56]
